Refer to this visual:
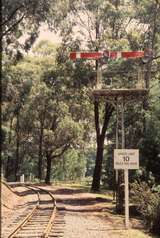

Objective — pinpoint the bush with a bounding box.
[131,181,160,235]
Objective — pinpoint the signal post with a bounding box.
[69,49,150,229]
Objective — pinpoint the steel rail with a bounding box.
[7,186,40,238]
[6,184,57,238]
[28,185,57,238]
[43,205,56,238]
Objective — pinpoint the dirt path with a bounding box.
[63,212,112,238]
[40,185,145,238]
[44,185,119,237]
[1,184,38,236]
[2,183,150,238]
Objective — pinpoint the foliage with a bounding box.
[1,1,160,232]
[52,149,86,181]
[2,39,94,182]
[2,0,54,39]
[85,148,96,177]
[2,0,58,64]
[131,181,160,234]
[139,77,160,183]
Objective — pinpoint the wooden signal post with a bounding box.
[69,49,150,229]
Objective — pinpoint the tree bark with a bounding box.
[15,112,20,181]
[44,144,70,184]
[38,120,44,180]
[5,117,13,179]
[91,101,114,191]
[6,156,14,181]
[91,136,104,191]
[116,171,124,213]
[45,152,52,184]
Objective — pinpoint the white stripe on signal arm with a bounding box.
[117,52,122,58]
[76,52,81,59]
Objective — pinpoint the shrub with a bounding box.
[131,181,160,235]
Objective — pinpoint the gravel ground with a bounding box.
[63,212,117,238]
[43,185,125,238]
[2,184,145,238]
[1,185,38,237]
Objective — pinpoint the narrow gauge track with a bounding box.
[5,185,65,238]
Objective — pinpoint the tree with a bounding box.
[140,76,160,183]
[51,0,137,191]
[43,116,83,184]
[25,40,58,180]
[91,101,114,190]
[1,0,58,65]
[1,0,54,40]
[2,37,94,183]
[2,56,35,180]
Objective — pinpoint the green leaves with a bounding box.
[32,40,58,57]
[131,181,160,233]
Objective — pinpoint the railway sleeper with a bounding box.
[49,235,64,238]
[14,235,43,238]
[51,230,64,234]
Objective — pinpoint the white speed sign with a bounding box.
[114,149,139,170]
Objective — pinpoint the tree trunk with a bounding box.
[38,121,44,180]
[91,136,104,191]
[5,118,13,180]
[15,112,20,181]
[5,156,14,181]
[116,170,124,213]
[45,153,52,184]
[91,101,114,191]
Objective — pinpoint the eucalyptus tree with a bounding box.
[2,57,34,180]
[140,71,160,183]
[27,67,85,183]
[43,114,83,184]
[2,38,92,182]
[18,40,87,183]
[51,0,160,192]
[1,0,55,40]
[49,0,140,191]
[1,0,57,64]
[130,0,160,89]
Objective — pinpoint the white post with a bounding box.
[125,169,129,229]
[96,61,102,89]
[121,99,125,149]
[20,174,24,183]
[115,99,119,205]
[29,173,32,182]
[1,165,4,180]
[122,99,129,229]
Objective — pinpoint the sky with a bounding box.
[19,23,62,48]
[35,24,62,46]
[31,10,94,50]
[19,10,94,50]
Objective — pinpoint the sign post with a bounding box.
[125,169,129,229]
[69,49,145,230]
[115,99,119,205]
[114,149,139,229]
[20,174,24,183]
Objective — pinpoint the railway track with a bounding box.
[3,185,65,238]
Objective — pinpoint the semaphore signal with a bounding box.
[69,50,145,60]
